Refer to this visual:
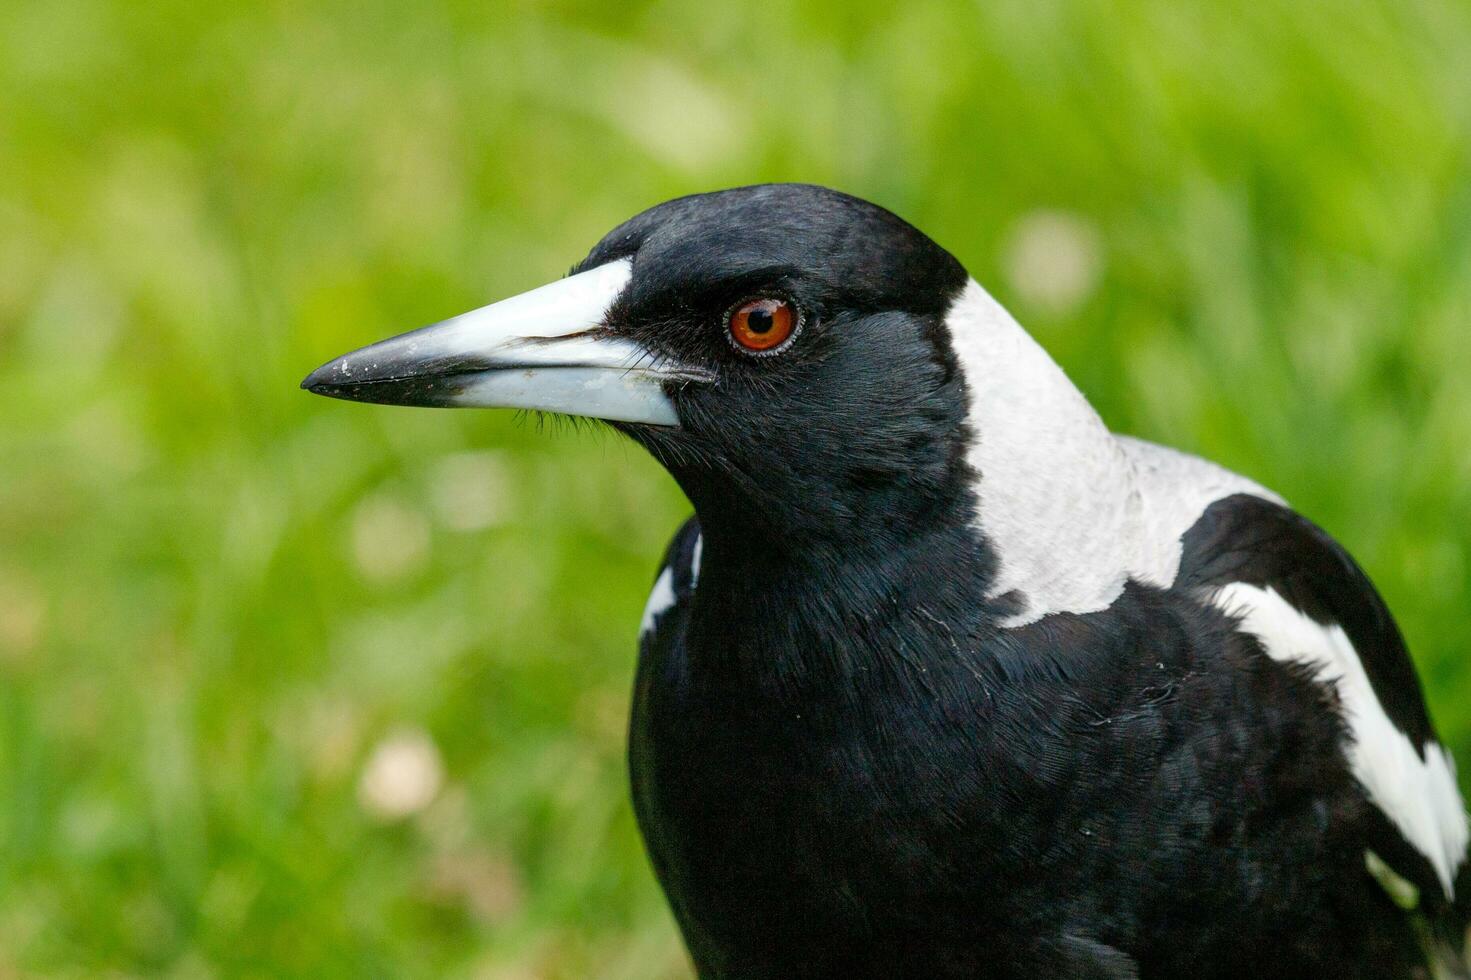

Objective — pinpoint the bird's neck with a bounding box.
[686,514,1008,690]
[673,280,1158,644]
[943,279,1143,626]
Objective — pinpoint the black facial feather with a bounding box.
[578,185,975,563]
[595,185,1465,977]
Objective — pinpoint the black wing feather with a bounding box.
[1176,493,1436,751]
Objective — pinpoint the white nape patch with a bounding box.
[640,567,677,638]
[943,280,1277,627]
[639,533,702,639]
[1216,582,1470,897]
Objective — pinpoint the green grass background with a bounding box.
[3,0,1471,974]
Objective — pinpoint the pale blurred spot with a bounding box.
[56,678,104,743]
[1285,284,1360,396]
[358,727,444,822]
[513,29,748,173]
[0,567,46,664]
[350,494,430,584]
[430,451,513,532]
[20,258,123,385]
[58,794,124,858]
[0,201,44,330]
[367,99,465,242]
[288,414,378,514]
[585,931,693,980]
[164,951,215,980]
[604,58,745,171]
[0,887,51,963]
[63,398,149,477]
[122,891,176,956]
[575,686,629,744]
[221,480,289,584]
[1400,538,1467,608]
[1126,330,1208,443]
[334,606,471,701]
[421,845,526,926]
[550,751,601,811]
[469,955,547,980]
[201,867,262,935]
[303,699,363,784]
[1426,383,1471,485]
[1002,210,1103,316]
[95,136,241,327]
[3,0,111,83]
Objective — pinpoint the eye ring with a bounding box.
[724,296,804,357]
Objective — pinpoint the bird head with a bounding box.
[303,184,977,552]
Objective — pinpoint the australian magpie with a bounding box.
[303,184,1470,979]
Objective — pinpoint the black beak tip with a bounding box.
[298,356,452,408]
[301,360,344,395]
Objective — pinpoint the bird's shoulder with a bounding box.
[1170,481,1468,903]
[1174,490,1432,742]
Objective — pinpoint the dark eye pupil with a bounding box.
[747,309,774,333]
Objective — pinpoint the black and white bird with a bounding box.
[303,184,1469,979]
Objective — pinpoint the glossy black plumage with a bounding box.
[632,512,1454,978]
[598,187,1467,977]
[304,183,1469,978]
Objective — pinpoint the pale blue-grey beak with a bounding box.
[301,259,706,426]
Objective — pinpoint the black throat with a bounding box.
[629,443,1027,977]
[675,441,1013,693]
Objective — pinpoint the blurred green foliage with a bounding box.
[2,0,1470,974]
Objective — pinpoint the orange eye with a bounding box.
[728,297,799,354]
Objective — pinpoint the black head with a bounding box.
[586,185,972,549]
[303,184,975,554]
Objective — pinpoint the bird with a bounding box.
[302,183,1470,979]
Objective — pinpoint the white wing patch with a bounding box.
[943,281,1278,626]
[640,567,677,639]
[1215,582,1469,897]
[640,532,702,640]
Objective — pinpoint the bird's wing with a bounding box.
[630,515,704,956]
[639,516,702,652]
[1176,491,1469,901]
